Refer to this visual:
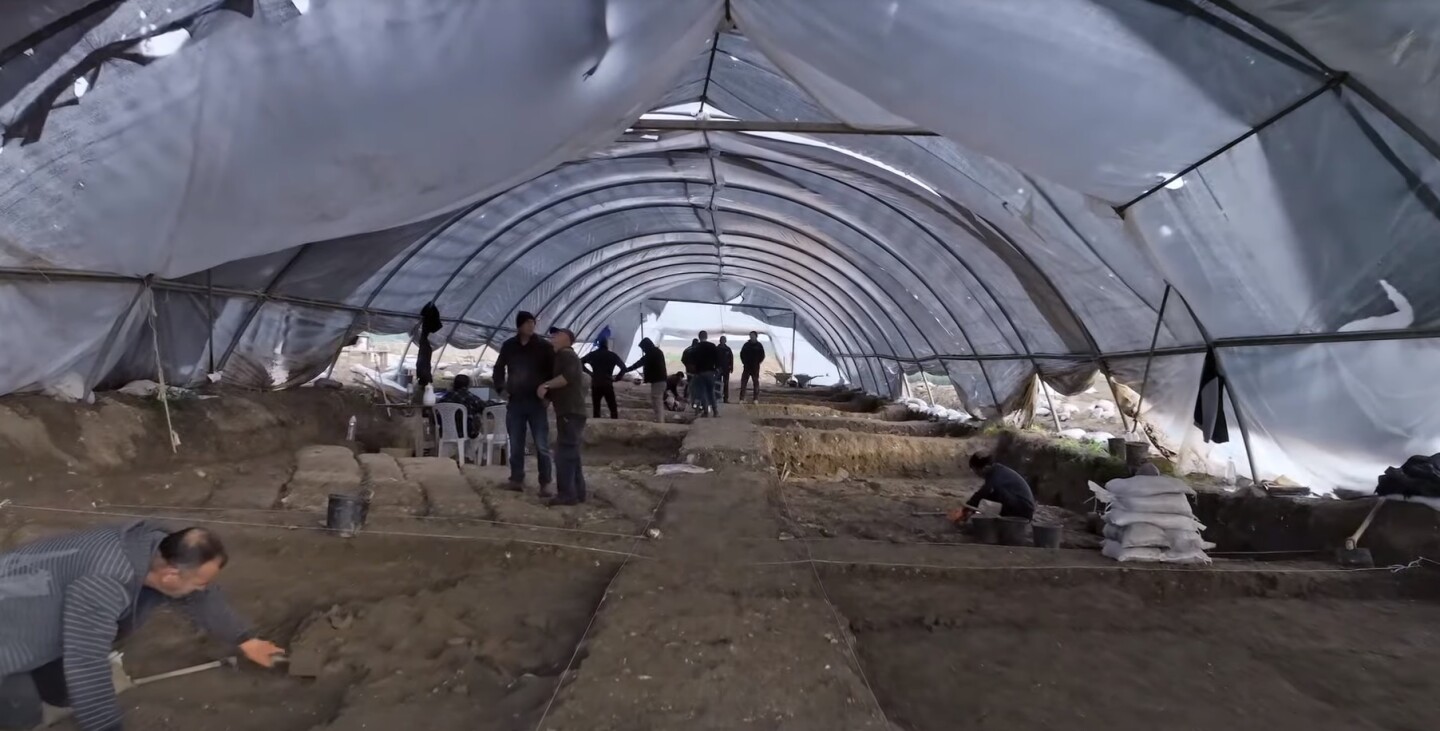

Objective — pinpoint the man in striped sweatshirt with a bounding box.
[0,521,283,730]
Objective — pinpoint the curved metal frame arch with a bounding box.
[430,188,961,356]
[438,198,950,365]
[468,231,921,360]
[558,259,873,391]
[566,265,887,395]
[534,249,882,388]
[543,250,894,390]
[554,260,881,393]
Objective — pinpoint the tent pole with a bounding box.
[147,288,178,453]
[1038,374,1062,431]
[1134,284,1172,422]
[205,271,215,376]
[789,311,797,375]
[919,363,937,405]
[1172,289,1262,485]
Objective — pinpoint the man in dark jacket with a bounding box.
[690,331,721,417]
[580,339,625,420]
[438,373,489,438]
[680,338,700,410]
[716,336,735,403]
[622,337,668,423]
[959,452,1036,521]
[539,327,588,507]
[492,311,555,494]
[739,331,766,403]
[0,523,282,731]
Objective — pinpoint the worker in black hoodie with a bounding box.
[739,331,766,403]
[581,338,626,419]
[690,331,722,417]
[622,337,668,422]
[492,311,555,494]
[717,336,735,403]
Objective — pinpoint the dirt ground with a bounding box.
[3,383,1439,731]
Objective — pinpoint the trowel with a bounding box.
[1336,499,1384,568]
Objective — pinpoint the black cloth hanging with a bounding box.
[415,302,441,386]
[1193,349,1229,444]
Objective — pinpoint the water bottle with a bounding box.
[346,416,357,442]
[422,384,437,406]
[1224,457,1237,487]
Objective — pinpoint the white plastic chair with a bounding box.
[477,404,509,466]
[431,403,469,466]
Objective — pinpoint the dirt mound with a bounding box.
[757,415,971,438]
[765,429,973,478]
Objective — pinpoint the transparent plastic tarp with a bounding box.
[2,0,1438,493]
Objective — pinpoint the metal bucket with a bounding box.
[1125,440,1151,469]
[1031,523,1063,549]
[1108,437,1128,460]
[997,517,1031,546]
[969,516,1000,544]
[326,493,370,537]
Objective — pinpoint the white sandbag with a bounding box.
[1102,540,1165,562]
[1082,431,1115,444]
[1120,522,1169,549]
[1111,492,1195,516]
[1103,539,1212,564]
[1059,428,1087,440]
[118,379,162,397]
[42,371,90,403]
[1103,475,1196,498]
[1106,509,1206,532]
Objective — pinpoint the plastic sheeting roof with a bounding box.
[1,0,1438,493]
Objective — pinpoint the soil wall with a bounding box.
[1195,492,1440,566]
[0,388,402,475]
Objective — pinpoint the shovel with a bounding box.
[1336,499,1384,568]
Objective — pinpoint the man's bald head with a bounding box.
[148,527,228,597]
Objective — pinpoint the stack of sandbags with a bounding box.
[1088,475,1213,564]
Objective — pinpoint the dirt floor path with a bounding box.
[538,413,896,731]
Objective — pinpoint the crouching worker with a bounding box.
[952,452,1036,523]
[0,522,284,731]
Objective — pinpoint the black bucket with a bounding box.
[1032,523,1062,549]
[997,517,1030,546]
[969,516,1000,544]
[1125,440,1151,469]
[326,493,370,537]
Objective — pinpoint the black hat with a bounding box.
[516,311,536,328]
[548,326,576,341]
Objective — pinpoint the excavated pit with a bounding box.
[4,385,1440,731]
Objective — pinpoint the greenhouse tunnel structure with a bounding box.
[1,0,1438,494]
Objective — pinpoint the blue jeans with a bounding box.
[692,371,719,416]
[554,413,588,502]
[506,399,552,486]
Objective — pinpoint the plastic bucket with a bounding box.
[1032,523,1063,549]
[326,493,370,537]
[969,516,1000,544]
[997,517,1031,546]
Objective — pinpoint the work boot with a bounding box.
[547,496,578,507]
[505,480,524,492]
[538,484,554,498]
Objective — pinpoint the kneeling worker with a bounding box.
[955,452,1036,522]
[1,522,284,731]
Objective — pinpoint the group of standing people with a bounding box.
[490,311,589,507]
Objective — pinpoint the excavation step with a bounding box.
[283,445,361,511]
[399,457,487,517]
[679,413,768,469]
